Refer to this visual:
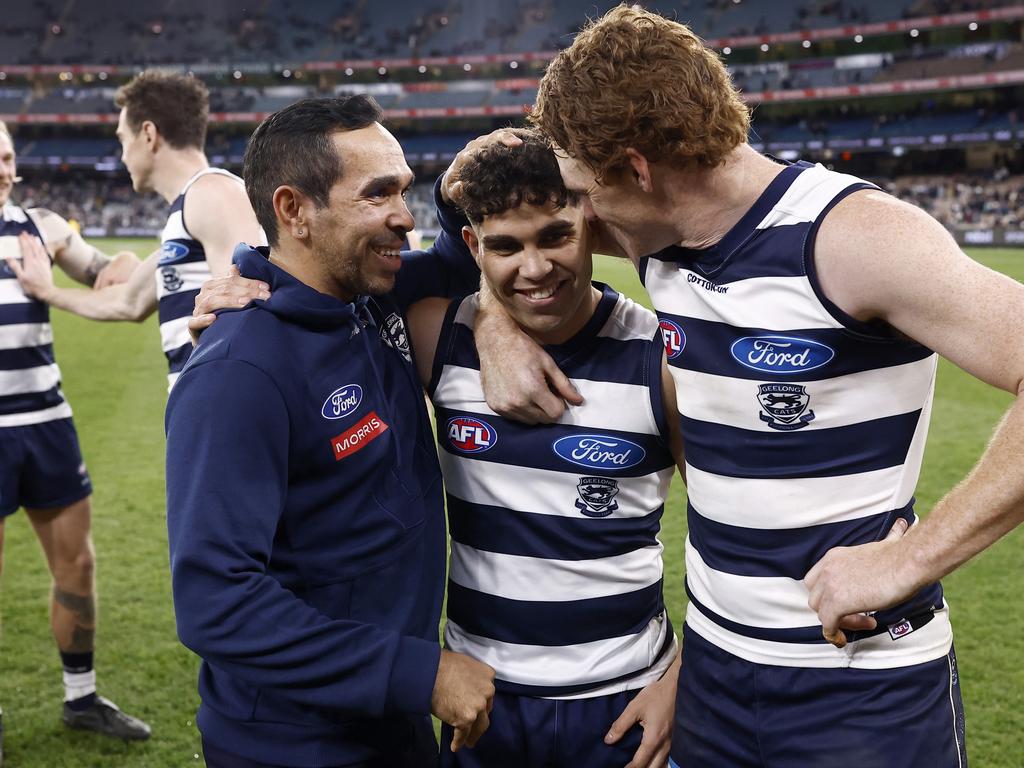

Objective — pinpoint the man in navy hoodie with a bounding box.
[165,96,495,768]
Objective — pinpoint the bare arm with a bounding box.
[660,353,686,480]
[28,207,139,287]
[7,233,159,321]
[406,297,452,388]
[805,189,1024,638]
[183,174,264,276]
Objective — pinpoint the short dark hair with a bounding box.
[243,95,383,247]
[454,128,579,224]
[114,70,209,150]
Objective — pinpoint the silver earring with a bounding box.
[297,228,304,236]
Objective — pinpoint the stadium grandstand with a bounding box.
[1,0,1022,244]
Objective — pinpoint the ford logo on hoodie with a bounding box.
[322,384,362,420]
[552,435,645,470]
[730,335,835,374]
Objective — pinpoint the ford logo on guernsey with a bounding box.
[552,435,645,470]
[730,335,835,374]
[321,384,362,420]
[158,241,190,265]
[447,416,496,453]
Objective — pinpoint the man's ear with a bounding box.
[462,225,482,267]
[273,185,309,241]
[141,120,160,153]
[624,147,653,193]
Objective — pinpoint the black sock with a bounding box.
[61,651,96,710]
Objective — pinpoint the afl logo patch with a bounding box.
[731,335,835,374]
[447,416,496,453]
[552,435,645,470]
[659,319,685,360]
[158,241,190,265]
[321,384,362,420]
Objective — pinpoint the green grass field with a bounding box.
[1,241,1022,766]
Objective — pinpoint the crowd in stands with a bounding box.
[12,171,1022,239]
[14,176,442,237]
[883,171,1024,231]
[3,0,1020,66]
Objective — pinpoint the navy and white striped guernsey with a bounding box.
[428,285,678,698]
[157,167,243,389]
[0,203,72,427]
[642,160,951,669]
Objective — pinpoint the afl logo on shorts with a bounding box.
[321,384,362,420]
[659,319,685,360]
[447,416,496,454]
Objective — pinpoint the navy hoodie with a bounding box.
[166,242,461,766]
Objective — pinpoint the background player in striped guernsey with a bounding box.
[0,120,150,756]
[405,128,685,767]
[455,4,1024,766]
[8,70,265,390]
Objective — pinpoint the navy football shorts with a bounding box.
[441,688,644,768]
[671,624,967,767]
[0,418,92,517]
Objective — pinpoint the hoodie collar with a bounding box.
[233,244,364,332]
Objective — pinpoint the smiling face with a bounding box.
[308,124,415,300]
[0,131,17,207]
[466,198,598,346]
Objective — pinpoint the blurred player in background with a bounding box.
[8,70,264,390]
[0,120,150,755]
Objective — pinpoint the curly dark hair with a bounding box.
[455,128,579,223]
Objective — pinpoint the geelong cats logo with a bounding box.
[757,383,815,431]
[575,477,620,517]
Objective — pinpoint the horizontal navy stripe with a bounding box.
[0,386,64,416]
[688,500,915,580]
[448,580,664,646]
[157,288,200,324]
[648,223,810,282]
[686,584,828,644]
[681,410,921,479]
[443,322,658,388]
[492,625,676,697]
[448,495,662,561]
[436,406,674,478]
[686,581,945,646]
[0,343,54,371]
[166,343,193,373]
[658,313,933,382]
[0,302,48,325]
